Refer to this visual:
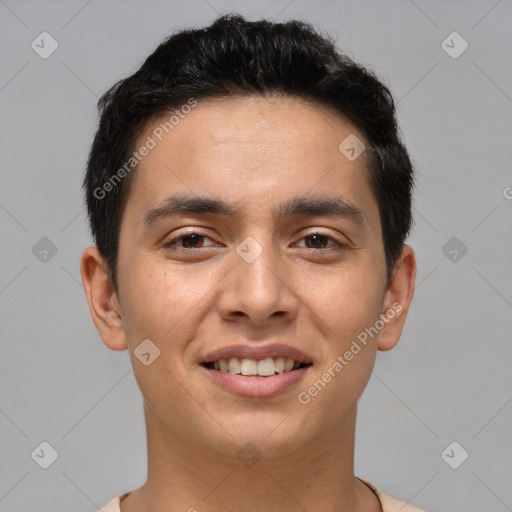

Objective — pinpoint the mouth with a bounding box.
[199,344,314,398]
[201,357,313,376]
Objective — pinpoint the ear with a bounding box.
[80,246,127,351]
[377,244,416,352]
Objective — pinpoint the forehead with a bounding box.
[125,95,379,229]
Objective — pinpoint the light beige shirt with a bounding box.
[98,478,425,511]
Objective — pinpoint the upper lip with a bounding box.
[202,344,313,365]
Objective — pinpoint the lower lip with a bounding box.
[200,366,311,398]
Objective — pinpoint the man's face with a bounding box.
[114,95,392,456]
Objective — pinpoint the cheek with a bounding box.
[320,271,382,396]
[119,262,206,406]
[120,258,217,347]
[303,272,381,415]
[119,259,177,344]
[302,265,383,340]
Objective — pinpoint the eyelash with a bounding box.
[163,231,346,253]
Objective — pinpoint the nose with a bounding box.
[215,239,299,328]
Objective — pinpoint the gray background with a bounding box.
[1,0,511,511]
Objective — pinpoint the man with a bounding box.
[81,14,422,512]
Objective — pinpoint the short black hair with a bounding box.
[83,13,414,292]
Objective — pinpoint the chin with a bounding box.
[208,410,316,456]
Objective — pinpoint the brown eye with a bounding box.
[294,232,347,253]
[179,234,205,248]
[304,234,330,249]
[164,233,217,250]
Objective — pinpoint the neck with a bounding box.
[121,402,381,512]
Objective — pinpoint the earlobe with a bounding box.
[377,245,416,352]
[80,247,128,351]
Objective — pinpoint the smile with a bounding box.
[202,356,312,377]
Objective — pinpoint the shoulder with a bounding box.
[357,477,426,512]
[98,492,130,512]
[97,485,426,512]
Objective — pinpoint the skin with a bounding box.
[81,95,416,512]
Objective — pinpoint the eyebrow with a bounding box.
[143,193,366,227]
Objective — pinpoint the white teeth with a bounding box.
[228,357,241,374]
[274,357,286,373]
[257,357,276,376]
[211,356,306,376]
[240,358,258,376]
